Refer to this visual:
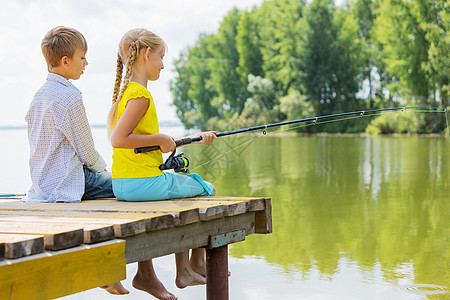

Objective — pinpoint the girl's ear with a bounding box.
[143,47,151,62]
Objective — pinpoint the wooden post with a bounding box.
[206,245,229,300]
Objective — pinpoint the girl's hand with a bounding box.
[157,134,176,153]
[196,131,217,146]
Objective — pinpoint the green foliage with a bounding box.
[232,75,284,127]
[171,0,448,134]
[236,11,264,83]
[255,0,306,93]
[366,111,423,134]
[207,9,247,116]
[373,0,449,106]
[279,89,314,121]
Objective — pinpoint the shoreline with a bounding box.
[1,126,446,138]
[241,131,449,138]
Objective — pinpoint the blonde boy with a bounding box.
[25,26,114,203]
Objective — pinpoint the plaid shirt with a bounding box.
[25,73,106,203]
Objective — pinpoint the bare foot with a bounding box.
[175,265,207,289]
[190,258,206,277]
[100,282,130,295]
[190,248,206,276]
[132,272,177,300]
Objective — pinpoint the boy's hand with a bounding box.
[158,134,176,153]
[196,131,217,146]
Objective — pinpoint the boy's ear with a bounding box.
[60,56,70,67]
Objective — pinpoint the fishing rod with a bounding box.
[134,106,447,172]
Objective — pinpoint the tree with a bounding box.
[236,10,264,87]
[374,0,431,103]
[171,34,219,129]
[255,0,306,94]
[299,0,339,115]
[353,0,379,108]
[208,8,247,116]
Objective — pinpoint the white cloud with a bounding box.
[0,0,263,126]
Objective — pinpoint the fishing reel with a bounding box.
[159,150,190,173]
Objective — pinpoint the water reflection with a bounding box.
[186,134,450,299]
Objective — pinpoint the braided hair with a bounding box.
[107,29,166,137]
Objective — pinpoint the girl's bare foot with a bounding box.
[175,265,206,289]
[133,260,178,300]
[100,282,130,295]
[175,250,206,289]
[190,257,206,276]
[189,248,231,277]
[190,248,206,276]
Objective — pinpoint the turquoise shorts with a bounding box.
[112,172,214,202]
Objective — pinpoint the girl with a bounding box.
[107,28,216,299]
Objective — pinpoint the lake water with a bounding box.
[1,128,449,300]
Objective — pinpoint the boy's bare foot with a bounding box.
[101,282,130,295]
[132,272,177,300]
[175,265,207,289]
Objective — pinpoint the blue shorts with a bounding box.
[112,172,214,202]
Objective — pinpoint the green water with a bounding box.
[186,134,450,299]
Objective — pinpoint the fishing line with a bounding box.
[134,107,447,172]
[188,111,383,172]
[187,107,448,172]
[189,135,262,172]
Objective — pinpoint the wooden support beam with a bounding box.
[206,245,229,300]
[255,198,272,234]
[124,212,255,263]
[0,239,126,300]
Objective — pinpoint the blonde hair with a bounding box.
[107,28,166,136]
[41,26,87,72]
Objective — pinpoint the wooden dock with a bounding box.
[0,196,272,300]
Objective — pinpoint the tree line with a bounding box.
[170,0,449,134]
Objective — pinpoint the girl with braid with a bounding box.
[107,28,217,299]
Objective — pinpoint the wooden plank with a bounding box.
[189,196,267,212]
[0,220,114,245]
[0,240,4,260]
[0,239,126,300]
[0,200,200,226]
[0,222,83,251]
[124,212,256,263]
[0,210,175,234]
[0,233,44,259]
[255,198,272,234]
[173,198,248,218]
[65,199,202,225]
[0,215,145,238]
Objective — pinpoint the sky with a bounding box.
[0,0,265,126]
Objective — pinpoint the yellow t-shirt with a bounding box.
[112,82,163,178]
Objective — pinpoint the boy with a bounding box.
[25,26,113,203]
[25,26,130,295]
